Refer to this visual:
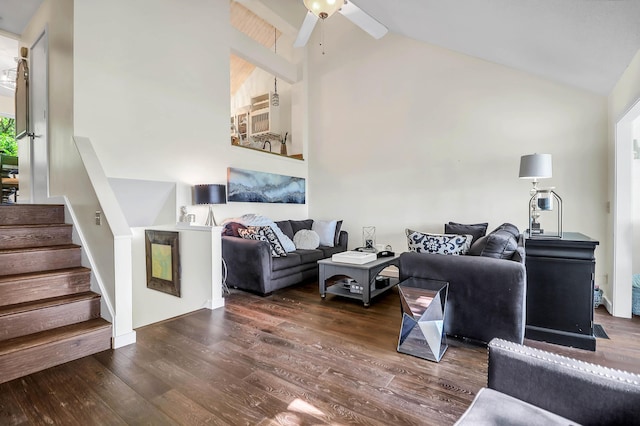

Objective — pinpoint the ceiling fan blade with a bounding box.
[339,1,388,40]
[293,11,319,47]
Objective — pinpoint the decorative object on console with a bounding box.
[145,230,181,297]
[528,187,563,238]
[178,206,188,222]
[227,167,305,204]
[406,229,472,255]
[519,153,562,238]
[362,226,376,251]
[194,184,226,226]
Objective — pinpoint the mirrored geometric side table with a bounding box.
[397,277,449,362]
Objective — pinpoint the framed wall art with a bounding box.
[227,167,305,204]
[145,230,181,297]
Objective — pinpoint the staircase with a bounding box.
[0,204,112,384]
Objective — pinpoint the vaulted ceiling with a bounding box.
[230,1,281,96]
[246,0,640,95]
[1,0,640,96]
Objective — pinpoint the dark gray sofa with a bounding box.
[456,338,640,425]
[399,228,526,344]
[222,219,348,295]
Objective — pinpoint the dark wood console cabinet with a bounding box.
[524,232,599,351]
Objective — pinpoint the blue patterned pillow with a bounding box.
[406,229,472,255]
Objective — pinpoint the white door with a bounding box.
[30,31,49,202]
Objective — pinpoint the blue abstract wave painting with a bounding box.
[227,167,306,204]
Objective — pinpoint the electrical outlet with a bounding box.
[95,210,102,225]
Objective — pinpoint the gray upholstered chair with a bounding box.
[456,338,640,425]
[399,234,526,345]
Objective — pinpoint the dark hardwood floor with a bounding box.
[1,281,639,425]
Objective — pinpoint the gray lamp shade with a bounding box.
[519,154,552,179]
[194,184,227,205]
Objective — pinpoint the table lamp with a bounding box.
[194,184,226,226]
[518,153,562,237]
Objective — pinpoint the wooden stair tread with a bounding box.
[0,244,80,255]
[0,266,91,284]
[0,292,100,318]
[0,223,72,230]
[0,318,111,356]
[0,203,113,383]
[0,204,66,225]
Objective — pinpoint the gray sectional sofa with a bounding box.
[222,219,348,295]
[399,223,527,344]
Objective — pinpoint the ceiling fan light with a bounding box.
[303,0,343,19]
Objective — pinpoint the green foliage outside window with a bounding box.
[0,117,18,156]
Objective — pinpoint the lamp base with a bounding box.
[205,205,217,227]
[530,222,543,235]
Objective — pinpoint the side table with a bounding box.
[397,277,449,362]
[524,232,599,351]
[318,255,400,307]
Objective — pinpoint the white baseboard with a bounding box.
[206,298,225,310]
[112,331,137,349]
[603,295,613,316]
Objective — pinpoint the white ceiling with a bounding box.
[0,0,43,35]
[0,36,17,98]
[0,0,42,98]
[1,0,639,96]
[350,0,640,95]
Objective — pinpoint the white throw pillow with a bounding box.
[293,230,320,250]
[312,220,337,247]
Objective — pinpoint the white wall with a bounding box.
[307,17,609,282]
[0,94,13,116]
[608,48,640,316]
[633,119,640,274]
[20,0,75,202]
[132,225,223,328]
[74,0,308,228]
[21,0,128,335]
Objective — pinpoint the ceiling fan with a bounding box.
[293,0,388,48]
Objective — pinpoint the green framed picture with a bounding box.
[145,230,181,297]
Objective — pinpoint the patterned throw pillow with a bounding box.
[230,214,296,252]
[239,226,287,257]
[406,229,472,255]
